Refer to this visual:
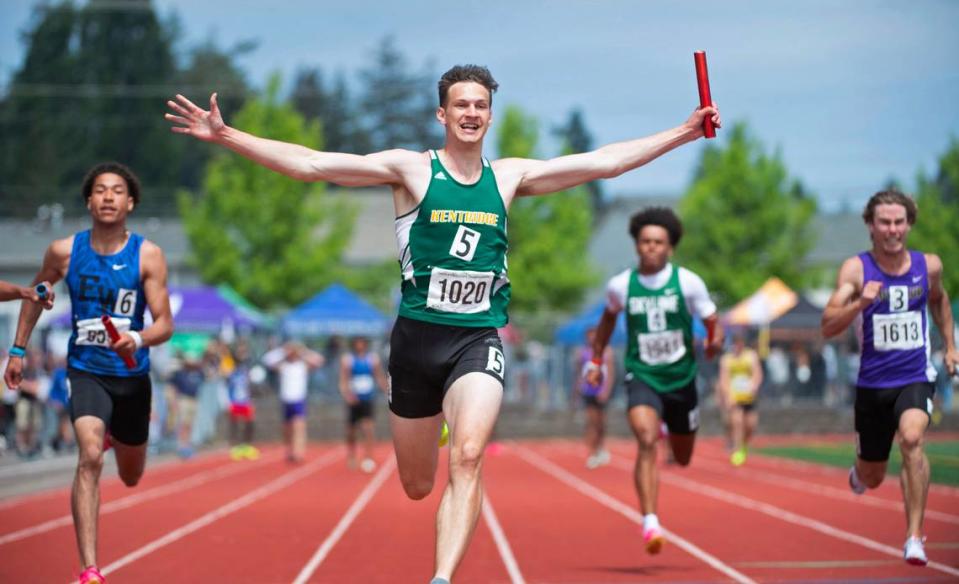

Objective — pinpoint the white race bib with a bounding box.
[76,317,131,347]
[873,311,923,351]
[427,268,493,314]
[350,374,375,395]
[638,330,686,365]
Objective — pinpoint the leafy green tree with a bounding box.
[178,76,357,309]
[357,36,441,151]
[910,138,959,295]
[677,122,817,306]
[497,105,596,314]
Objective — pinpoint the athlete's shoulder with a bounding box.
[607,268,632,288]
[676,265,708,289]
[923,252,943,279]
[48,234,75,258]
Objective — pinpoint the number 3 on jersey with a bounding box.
[449,225,481,262]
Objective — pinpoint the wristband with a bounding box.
[590,356,603,366]
[128,331,144,350]
[8,346,26,358]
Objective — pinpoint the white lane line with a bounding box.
[689,455,959,526]
[0,447,232,509]
[1,452,282,546]
[602,457,959,579]
[513,446,758,584]
[291,457,396,584]
[93,450,342,582]
[482,493,526,584]
[696,445,959,498]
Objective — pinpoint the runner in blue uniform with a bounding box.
[822,189,957,567]
[4,162,174,584]
[339,337,388,472]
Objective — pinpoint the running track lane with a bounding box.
[307,446,514,583]
[0,446,340,582]
[107,445,391,583]
[595,439,959,582]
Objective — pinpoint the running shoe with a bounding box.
[587,449,611,469]
[848,466,866,495]
[643,525,665,555]
[243,445,260,461]
[438,422,450,447]
[360,458,376,473]
[78,565,106,583]
[904,536,928,566]
[730,447,747,467]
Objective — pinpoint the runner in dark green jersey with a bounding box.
[586,207,723,557]
[168,65,721,584]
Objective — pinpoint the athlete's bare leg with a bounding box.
[729,406,745,453]
[72,416,106,569]
[585,406,605,455]
[434,372,503,581]
[112,439,147,487]
[898,408,930,538]
[291,416,306,461]
[391,412,444,500]
[360,418,376,461]
[628,405,660,514]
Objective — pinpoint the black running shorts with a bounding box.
[855,382,934,462]
[68,367,152,446]
[348,400,374,425]
[626,376,699,435]
[388,316,505,418]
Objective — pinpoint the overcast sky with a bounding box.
[2,0,958,211]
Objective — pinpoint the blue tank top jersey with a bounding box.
[66,230,150,376]
[856,250,935,388]
[349,353,376,401]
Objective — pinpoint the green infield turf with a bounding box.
[756,440,959,487]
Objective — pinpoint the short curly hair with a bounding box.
[862,189,917,225]
[82,162,141,206]
[628,206,683,246]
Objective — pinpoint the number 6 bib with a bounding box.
[427,268,494,314]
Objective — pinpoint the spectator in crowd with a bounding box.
[170,353,205,459]
[263,341,325,463]
[47,354,74,453]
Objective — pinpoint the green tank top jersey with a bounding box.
[624,265,697,393]
[396,150,510,327]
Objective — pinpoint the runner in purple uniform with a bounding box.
[822,189,957,567]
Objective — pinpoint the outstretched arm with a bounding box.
[0,280,54,308]
[166,93,422,187]
[4,239,70,389]
[926,254,957,376]
[502,105,720,198]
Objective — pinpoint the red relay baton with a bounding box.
[101,315,137,369]
[694,50,716,139]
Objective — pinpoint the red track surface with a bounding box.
[1,436,957,583]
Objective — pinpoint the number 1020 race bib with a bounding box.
[427,268,494,314]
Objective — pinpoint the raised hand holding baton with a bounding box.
[101,315,137,369]
[694,51,716,138]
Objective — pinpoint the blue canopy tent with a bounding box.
[554,299,707,346]
[281,283,389,337]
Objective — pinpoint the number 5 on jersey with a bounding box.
[450,225,481,262]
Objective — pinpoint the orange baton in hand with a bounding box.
[101,315,137,369]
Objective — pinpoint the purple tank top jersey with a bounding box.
[578,348,603,396]
[856,250,935,388]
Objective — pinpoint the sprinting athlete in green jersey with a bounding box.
[586,207,723,556]
[167,65,721,584]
